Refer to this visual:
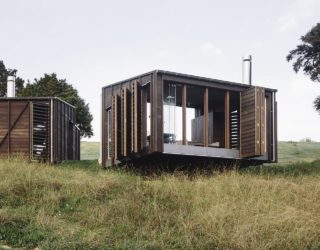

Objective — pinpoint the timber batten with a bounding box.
[101,70,278,167]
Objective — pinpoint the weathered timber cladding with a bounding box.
[112,94,121,160]
[0,98,80,162]
[240,87,266,158]
[260,88,266,155]
[0,100,30,156]
[120,88,132,157]
[102,70,278,166]
[52,99,79,162]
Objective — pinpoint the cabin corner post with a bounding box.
[151,72,163,153]
[204,88,209,147]
[274,92,278,163]
[182,84,187,145]
[49,99,53,163]
[101,90,106,167]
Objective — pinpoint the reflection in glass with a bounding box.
[163,82,182,144]
[207,89,226,148]
[186,85,204,146]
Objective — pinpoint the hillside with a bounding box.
[0,141,320,249]
[278,141,320,163]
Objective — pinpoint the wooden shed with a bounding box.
[101,70,277,167]
[0,97,80,162]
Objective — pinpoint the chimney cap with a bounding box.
[7,69,17,77]
[242,55,252,61]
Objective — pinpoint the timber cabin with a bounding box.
[101,70,277,167]
[0,97,80,163]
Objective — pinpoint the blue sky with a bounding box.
[1,0,320,141]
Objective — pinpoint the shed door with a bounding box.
[240,87,265,158]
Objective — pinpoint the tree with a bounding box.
[0,60,25,97]
[287,23,320,114]
[19,73,93,138]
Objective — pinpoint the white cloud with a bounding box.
[156,50,169,58]
[277,76,320,141]
[274,0,320,33]
[275,13,297,32]
[201,42,222,56]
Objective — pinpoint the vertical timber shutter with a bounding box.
[131,81,141,153]
[120,88,132,157]
[112,94,121,160]
[240,87,266,158]
[112,95,117,160]
[121,89,126,156]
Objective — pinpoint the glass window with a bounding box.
[145,84,151,147]
[163,82,182,144]
[186,85,204,146]
[208,89,225,148]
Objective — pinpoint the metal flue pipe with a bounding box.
[242,55,252,85]
[7,75,16,98]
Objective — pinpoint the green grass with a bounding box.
[0,141,320,249]
[81,141,99,160]
[278,141,320,163]
[81,140,320,164]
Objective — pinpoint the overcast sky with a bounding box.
[1,0,320,141]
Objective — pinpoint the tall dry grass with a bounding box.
[0,159,320,249]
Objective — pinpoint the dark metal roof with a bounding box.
[102,69,277,92]
[0,97,76,108]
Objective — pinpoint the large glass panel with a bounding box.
[208,89,225,148]
[186,85,204,146]
[140,84,151,148]
[163,82,182,144]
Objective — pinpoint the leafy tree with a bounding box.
[287,23,320,114]
[0,60,25,97]
[19,73,93,138]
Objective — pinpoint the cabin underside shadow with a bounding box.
[105,153,267,174]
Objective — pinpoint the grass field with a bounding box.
[81,141,100,160]
[81,141,320,163]
[278,141,320,163]
[0,141,320,249]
